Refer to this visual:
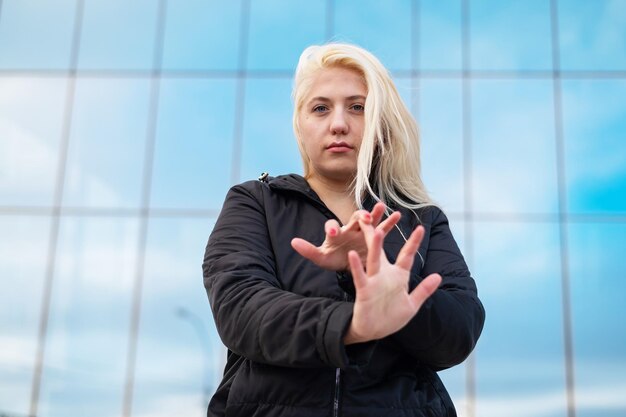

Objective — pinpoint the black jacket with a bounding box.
[202,174,485,417]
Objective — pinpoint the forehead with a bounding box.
[306,67,367,98]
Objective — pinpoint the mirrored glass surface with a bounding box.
[132,217,220,417]
[334,0,412,71]
[470,0,552,71]
[62,78,151,208]
[471,79,558,214]
[474,220,567,417]
[247,0,326,71]
[38,216,139,417]
[418,79,464,213]
[151,78,237,210]
[0,216,50,416]
[162,0,242,71]
[77,0,159,70]
[0,77,67,206]
[419,0,463,71]
[562,80,626,214]
[558,0,626,71]
[0,0,76,69]
[240,78,302,182]
[569,222,626,416]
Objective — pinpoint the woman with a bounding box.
[203,43,485,417]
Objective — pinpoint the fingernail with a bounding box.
[329,228,337,237]
[363,213,371,221]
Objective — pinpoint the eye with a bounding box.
[312,104,329,113]
[350,103,365,112]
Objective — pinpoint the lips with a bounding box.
[326,141,353,151]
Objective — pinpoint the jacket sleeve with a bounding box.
[203,183,354,369]
[391,207,485,370]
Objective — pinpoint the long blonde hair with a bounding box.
[292,42,433,211]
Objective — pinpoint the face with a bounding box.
[297,66,367,184]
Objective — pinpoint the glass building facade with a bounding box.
[1,1,625,416]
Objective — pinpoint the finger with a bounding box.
[408,273,442,309]
[344,210,371,232]
[291,238,323,263]
[395,225,425,270]
[324,219,342,239]
[377,211,401,236]
[365,228,384,275]
[370,202,386,226]
[348,250,367,291]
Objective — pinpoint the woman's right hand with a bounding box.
[290,202,400,272]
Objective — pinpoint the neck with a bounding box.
[307,175,358,224]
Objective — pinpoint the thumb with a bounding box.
[408,273,442,308]
[291,238,322,263]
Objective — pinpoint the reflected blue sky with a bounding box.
[151,78,237,209]
[1,1,625,417]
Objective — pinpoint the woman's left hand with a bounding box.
[343,219,442,344]
[291,202,400,271]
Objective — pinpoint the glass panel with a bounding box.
[0,77,67,206]
[470,0,552,71]
[559,0,626,71]
[247,0,326,71]
[474,221,567,417]
[0,216,50,415]
[240,79,302,182]
[38,216,139,417]
[77,0,159,70]
[333,0,412,71]
[471,79,558,214]
[569,222,626,416]
[63,78,151,208]
[419,0,463,71]
[562,80,626,214]
[0,0,76,69]
[132,217,222,417]
[162,0,242,71]
[151,79,237,210]
[418,79,464,213]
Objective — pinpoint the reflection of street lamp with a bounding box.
[175,307,212,405]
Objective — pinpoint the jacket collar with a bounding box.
[266,173,377,211]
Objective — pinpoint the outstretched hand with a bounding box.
[343,219,442,345]
[290,202,400,272]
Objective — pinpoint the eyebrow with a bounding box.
[307,95,366,104]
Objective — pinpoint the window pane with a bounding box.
[333,0,412,71]
[162,0,242,71]
[38,216,139,416]
[247,0,326,71]
[470,0,552,71]
[63,78,151,208]
[562,80,626,214]
[240,79,302,182]
[559,0,626,71]
[419,0,462,71]
[0,0,76,69]
[133,217,221,417]
[419,79,464,213]
[0,216,50,415]
[569,223,626,416]
[471,79,558,214]
[78,0,159,70]
[474,221,567,417]
[151,79,237,210]
[0,77,67,206]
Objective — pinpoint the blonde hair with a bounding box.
[292,43,433,211]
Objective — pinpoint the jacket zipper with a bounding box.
[333,367,341,417]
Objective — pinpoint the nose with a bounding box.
[330,110,349,135]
